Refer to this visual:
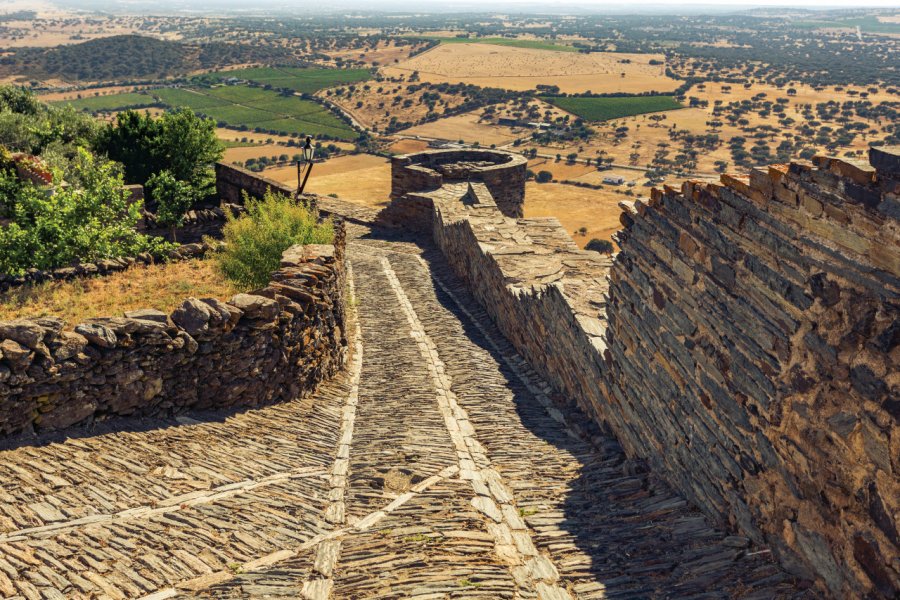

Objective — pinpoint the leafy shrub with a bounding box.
[0,86,98,155]
[147,170,195,242]
[0,148,169,275]
[213,191,333,289]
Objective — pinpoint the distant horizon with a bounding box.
[9,0,900,15]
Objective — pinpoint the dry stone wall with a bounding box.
[390,147,899,598]
[0,231,347,439]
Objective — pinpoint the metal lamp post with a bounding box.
[296,136,315,197]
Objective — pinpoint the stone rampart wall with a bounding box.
[407,148,899,598]
[606,151,898,598]
[0,228,348,440]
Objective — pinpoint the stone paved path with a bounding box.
[0,226,809,599]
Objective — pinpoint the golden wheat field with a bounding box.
[381,44,681,94]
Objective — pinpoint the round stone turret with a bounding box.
[390,149,527,218]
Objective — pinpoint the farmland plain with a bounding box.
[381,44,681,94]
[202,66,372,94]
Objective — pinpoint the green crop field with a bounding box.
[149,84,357,140]
[202,67,372,94]
[204,85,274,104]
[254,118,352,138]
[791,15,900,34]
[542,95,684,121]
[150,87,230,109]
[199,104,277,125]
[413,36,578,52]
[244,96,324,117]
[52,92,158,111]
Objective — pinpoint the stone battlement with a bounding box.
[387,145,899,598]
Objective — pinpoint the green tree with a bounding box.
[147,170,195,242]
[536,170,553,183]
[96,107,222,200]
[154,108,222,197]
[586,238,614,255]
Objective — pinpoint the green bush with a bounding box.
[213,191,333,289]
[536,170,553,183]
[147,170,195,242]
[586,238,615,255]
[0,148,170,275]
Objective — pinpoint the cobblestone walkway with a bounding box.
[0,227,807,599]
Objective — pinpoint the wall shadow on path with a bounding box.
[368,227,814,600]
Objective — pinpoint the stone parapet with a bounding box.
[215,161,296,204]
[399,145,899,598]
[0,229,348,440]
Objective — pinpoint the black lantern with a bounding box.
[302,136,314,163]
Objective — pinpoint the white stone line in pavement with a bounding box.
[136,464,460,600]
[0,466,327,543]
[302,261,363,600]
[380,256,573,600]
[417,255,583,442]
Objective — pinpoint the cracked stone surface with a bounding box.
[0,224,808,600]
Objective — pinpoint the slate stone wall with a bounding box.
[215,162,296,205]
[605,150,899,598]
[410,147,900,598]
[0,231,348,440]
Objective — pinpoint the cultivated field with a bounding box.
[54,85,358,140]
[53,92,158,111]
[202,67,372,94]
[381,44,681,94]
[544,95,684,122]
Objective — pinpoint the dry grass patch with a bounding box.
[388,139,431,154]
[0,260,239,326]
[400,110,519,146]
[264,153,392,208]
[524,182,629,247]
